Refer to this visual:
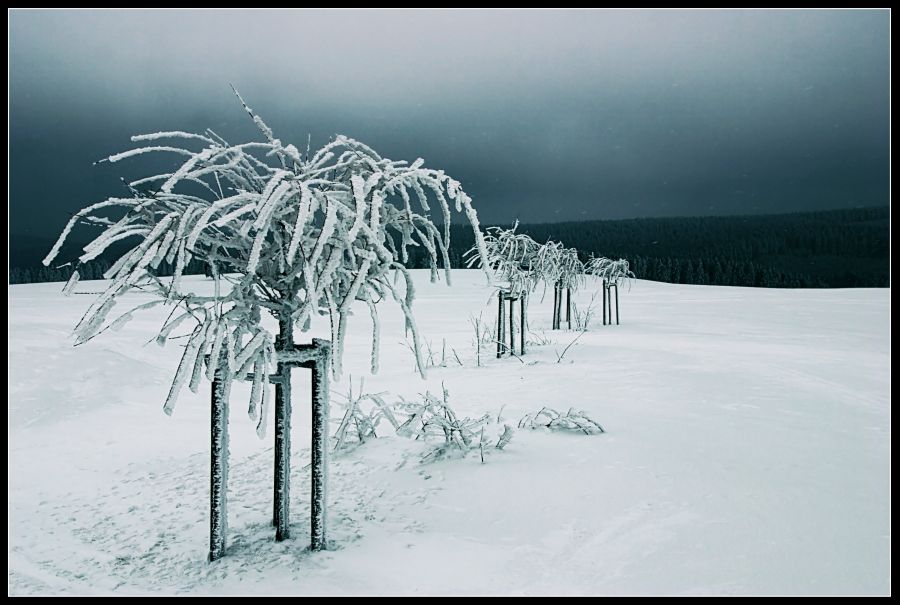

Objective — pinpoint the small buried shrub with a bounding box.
[518,407,605,434]
[332,377,400,452]
[332,383,514,463]
[335,389,605,464]
[396,387,510,462]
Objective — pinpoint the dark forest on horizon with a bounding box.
[9,206,889,289]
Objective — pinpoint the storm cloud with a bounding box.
[9,9,889,238]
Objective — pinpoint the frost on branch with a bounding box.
[44,92,491,426]
[464,222,541,297]
[585,256,635,287]
[332,377,399,452]
[534,242,584,292]
[394,387,499,463]
[518,406,605,434]
[557,247,585,291]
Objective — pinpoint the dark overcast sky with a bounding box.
[9,9,890,239]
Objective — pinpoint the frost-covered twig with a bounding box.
[518,407,605,434]
[331,376,397,452]
[469,313,484,367]
[571,291,599,331]
[395,387,508,463]
[554,329,587,363]
[465,222,541,298]
[585,256,635,288]
[527,330,554,346]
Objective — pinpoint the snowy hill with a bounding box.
[7,271,890,595]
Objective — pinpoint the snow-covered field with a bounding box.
[8,271,891,595]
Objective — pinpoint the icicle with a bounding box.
[157,311,193,346]
[169,238,187,299]
[109,214,178,281]
[106,146,195,164]
[187,195,252,251]
[211,204,255,228]
[369,189,383,234]
[158,147,216,194]
[188,343,207,393]
[109,312,133,331]
[461,198,492,281]
[131,131,216,144]
[253,171,292,229]
[411,180,430,212]
[73,296,117,344]
[150,231,176,269]
[248,359,264,421]
[61,269,80,297]
[205,322,227,381]
[255,347,272,438]
[189,321,216,393]
[308,198,338,269]
[130,240,162,280]
[163,326,203,415]
[234,331,268,374]
[348,175,369,243]
[43,199,133,266]
[387,282,427,378]
[285,183,313,265]
[80,226,148,263]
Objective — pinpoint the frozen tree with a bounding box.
[534,242,584,330]
[466,222,540,298]
[43,90,490,556]
[557,246,584,292]
[585,256,634,286]
[465,223,540,356]
[45,90,490,413]
[585,257,635,325]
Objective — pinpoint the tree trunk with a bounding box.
[602,279,607,326]
[209,357,230,562]
[508,297,515,354]
[310,340,331,551]
[552,284,558,330]
[614,284,620,325]
[496,291,505,358]
[557,283,564,329]
[556,282,565,330]
[273,315,294,541]
[520,294,526,356]
[566,287,571,329]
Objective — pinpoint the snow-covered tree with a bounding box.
[585,256,634,286]
[533,242,583,330]
[466,222,540,298]
[585,257,634,325]
[465,223,540,356]
[45,90,490,414]
[43,90,490,556]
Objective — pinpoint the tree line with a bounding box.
[9,257,211,285]
[10,206,889,288]
[432,206,888,288]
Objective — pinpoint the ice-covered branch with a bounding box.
[45,93,490,428]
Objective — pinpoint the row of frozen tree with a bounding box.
[464,223,634,358]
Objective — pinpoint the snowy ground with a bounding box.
[8,271,891,595]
